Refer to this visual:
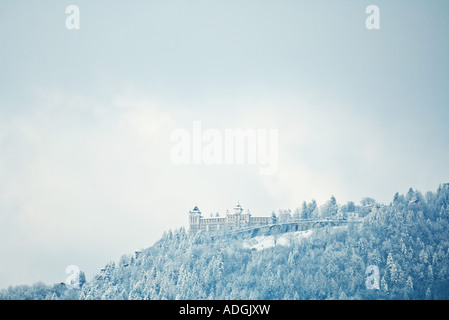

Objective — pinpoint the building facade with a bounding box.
[188,204,272,232]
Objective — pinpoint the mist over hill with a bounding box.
[2,184,449,300]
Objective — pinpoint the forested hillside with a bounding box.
[2,185,449,300]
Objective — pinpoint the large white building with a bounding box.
[188,204,272,232]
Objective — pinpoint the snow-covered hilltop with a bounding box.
[2,184,449,300]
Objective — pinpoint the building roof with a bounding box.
[189,206,202,215]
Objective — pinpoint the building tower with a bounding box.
[226,203,248,229]
[233,203,243,215]
[189,206,202,232]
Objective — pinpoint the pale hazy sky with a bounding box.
[1,1,449,288]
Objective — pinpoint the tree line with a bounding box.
[2,184,449,300]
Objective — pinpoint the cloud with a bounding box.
[0,87,183,287]
[1,81,448,288]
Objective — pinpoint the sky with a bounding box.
[0,0,449,289]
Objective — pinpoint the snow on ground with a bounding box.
[242,229,314,251]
